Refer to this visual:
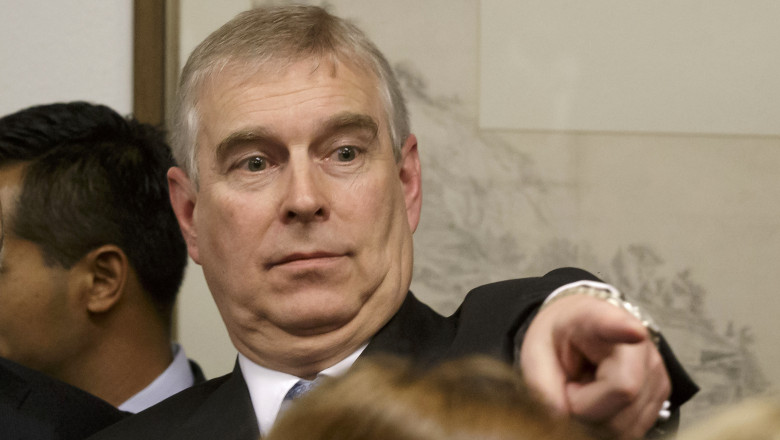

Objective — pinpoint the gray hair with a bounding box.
[170,4,409,183]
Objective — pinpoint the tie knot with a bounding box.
[283,379,317,402]
[278,378,320,419]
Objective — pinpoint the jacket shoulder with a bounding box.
[88,373,234,440]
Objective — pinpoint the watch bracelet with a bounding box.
[541,281,662,347]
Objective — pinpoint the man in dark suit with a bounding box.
[92,5,696,439]
[0,103,204,413]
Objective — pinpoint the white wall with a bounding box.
[0,0,132,116]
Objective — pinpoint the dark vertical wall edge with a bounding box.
[133,0,166,126]
[133,0,181,337]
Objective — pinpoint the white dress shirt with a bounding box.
[239,344,367,437]
[118,343,197,413]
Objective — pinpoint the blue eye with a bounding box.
[336,146,357,162]
[246,156,267,171]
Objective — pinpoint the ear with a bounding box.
[83,245,127,314]
[398,134,422,233]
[167,166,201,264]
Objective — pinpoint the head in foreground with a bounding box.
[268,355,594,440]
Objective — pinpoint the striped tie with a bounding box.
[284,379,317,401]
[278,379,318,415]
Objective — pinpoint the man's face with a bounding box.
[171,58,421,371]
[0,163,85,375]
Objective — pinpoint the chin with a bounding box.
[276,296,363,336]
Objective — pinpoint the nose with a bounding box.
[279,159,329,223]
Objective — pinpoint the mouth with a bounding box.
[268,251,346,269]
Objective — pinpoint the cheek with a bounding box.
[0,298,18,342]
[193,190,276,301]
[350,177,408,250]
[0,292,50,351]
[198,191,268,248]
[1,283,41,321]
[372,173,407,223]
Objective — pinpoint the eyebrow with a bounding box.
[214,126,278,166]
[317,112,379,142]
[214,112,380,164]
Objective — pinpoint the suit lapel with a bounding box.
[188,359,207,384]
[362,292,455,364]
[171,363,259,440]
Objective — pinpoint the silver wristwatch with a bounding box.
[542,280,662,347]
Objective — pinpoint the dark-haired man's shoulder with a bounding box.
[88,368,259,440]
[1,356,127,440]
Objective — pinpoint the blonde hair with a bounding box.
[171,4,409,183]
[267,355,594,440]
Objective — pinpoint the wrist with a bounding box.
[542,280,662,347]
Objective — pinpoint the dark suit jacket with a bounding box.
[189,360,207,385]
[0,357,127,440]
[90,267,698,440]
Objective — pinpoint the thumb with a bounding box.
[519,313,570,414]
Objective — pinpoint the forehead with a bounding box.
[0,164,24,216]
[196,58,386,143]
[0,181,3,258]
[0,164,24,264]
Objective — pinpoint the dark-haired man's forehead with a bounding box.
[0,197,4,260]
[0,163,26,258]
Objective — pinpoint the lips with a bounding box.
[268,251,345,268]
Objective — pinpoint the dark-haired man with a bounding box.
[0,102,203,412]
[1,196,125,440]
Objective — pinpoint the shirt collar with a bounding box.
[118,343,196,413]
[238,343,367,437]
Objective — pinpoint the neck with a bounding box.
[55,296,174,407]
[232,320,376,379]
